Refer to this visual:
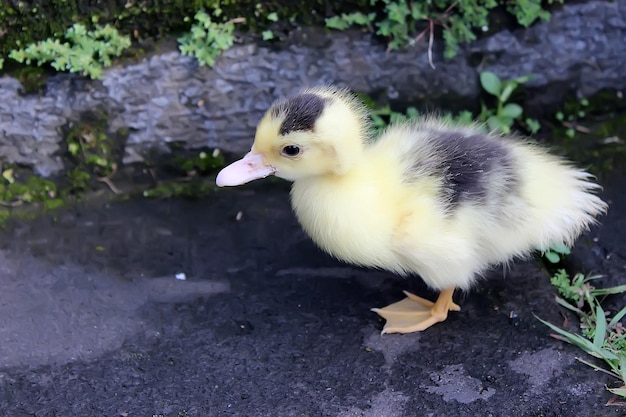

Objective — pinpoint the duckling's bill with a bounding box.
[216,152,275,187]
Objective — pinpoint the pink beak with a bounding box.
[216,152,276,187]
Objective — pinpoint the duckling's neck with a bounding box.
[289,153,403,271]
[317,149,371,185]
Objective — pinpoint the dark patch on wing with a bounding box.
[273,93,327,136]
[427,130,517,206]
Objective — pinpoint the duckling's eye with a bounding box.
[281,145,301,157]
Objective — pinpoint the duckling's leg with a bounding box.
[371,288,460,334]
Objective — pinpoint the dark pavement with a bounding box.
[0,177,623,417]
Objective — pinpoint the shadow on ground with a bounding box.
[0,177,623,416]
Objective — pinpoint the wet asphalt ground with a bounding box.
[0,175,624,417]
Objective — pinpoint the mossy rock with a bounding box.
[0,0,371,58]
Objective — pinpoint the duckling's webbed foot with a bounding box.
[371,288,459,334]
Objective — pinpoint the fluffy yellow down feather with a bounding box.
[216,86,607,334]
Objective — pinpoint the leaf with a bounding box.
[536,316,618,360]
[608,306,626,328]
[550,242,571,255]
[526,118,541,134]
[406,107,419,119]
[593,285,626,297]
[501,103,523,119]
[499,84,516,103]
[480,71,501,96]
[619,354,626,381]
[262,30,274,41]
[68,143,80,156]
[608,386,626,398]
[555,296,584,315]
[486,116,502,132]
[2,169,15,184]
[326,16,350,30]
[352,12,375,25]
[593,306,607,348]
[544,251,560,263]
[267,12,278,22]
[513,74,534,84]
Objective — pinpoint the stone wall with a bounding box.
[0,0,625,177]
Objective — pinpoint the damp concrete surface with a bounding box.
[0,177,624,417]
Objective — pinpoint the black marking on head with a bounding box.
[407,129,518,208]
[272,93,327,136]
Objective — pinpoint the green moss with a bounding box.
[171,150,225,174]
[550,91,626,179]
[0,0,371,59]
[0,164,64,227]
[1,0,566,82]
[61,109,127,194]
[12,66,48,94]
[65,167,92,194]
[141,147,225,199]
[325,0,562,57]
[142,178,217,199]
[0,165,58,205]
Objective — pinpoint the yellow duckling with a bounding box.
[216,86,608,334]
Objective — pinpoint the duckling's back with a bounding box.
[371,119,607,273]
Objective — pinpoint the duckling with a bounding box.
[216,86,608,334]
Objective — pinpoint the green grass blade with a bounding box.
[592,284,626,297]
[594,306,607,348]
[576,357,620,378]
[616,354,626,382]
[536,315,619,360]
[608,306,626,328]
[555,297,584,315]
[536,316,595,351]
[607,386,626,398]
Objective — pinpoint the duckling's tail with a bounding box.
[516,147,608,251]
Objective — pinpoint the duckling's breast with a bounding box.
[290,170,410,274]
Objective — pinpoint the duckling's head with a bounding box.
[216,86,371,186]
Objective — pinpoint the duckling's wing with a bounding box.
[394,121,519,212]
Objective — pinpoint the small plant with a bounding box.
[66,168,92,193]
[506,0,562,27]
[260,12,280,41]
[360,93,475,132]
[538,269,626,400]
[67,127,117,179]
[172,149,225,175]
[369,104,420,131]
[542,242,571,264]
[8,23,131,79]
[63,113,123,195]
[143,149,225,199]
[326,12,376,31]
[556,98,590,139]
[478,71,539,134]
[178,10,244,67]
[325,0,560,59]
